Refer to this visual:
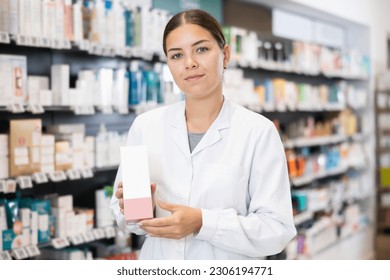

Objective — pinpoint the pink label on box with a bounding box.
[124,197,153,223]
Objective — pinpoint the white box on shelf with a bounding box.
[51,64,70,106]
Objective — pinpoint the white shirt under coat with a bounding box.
[110,98,297,259]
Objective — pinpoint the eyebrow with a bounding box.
[167,39,211,53]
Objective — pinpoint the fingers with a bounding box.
[151,182,156,194]
[139,216,174,227]
[115,182,123,199]
[157,199,179,213]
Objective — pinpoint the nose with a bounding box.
[185,55,198,70]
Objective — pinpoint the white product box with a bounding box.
[39,89,53,106]
[41,155,54,165]
[28,76,49,105]
[0,0,9,33]
[120,145,153,223]
[51,195,73,212]
[0,205,7,231]
[41,147,54,156]
[65,211,76,237]
[30,211,38,245]
[51,207,67,238]
[51,64,70,106]
[0,134,8,156]
[71,151,84,169]
[20,208,31,228]
[41,134,55,147]
[0,157,9,179]
[40,164,54,174]
[0,55,28,106]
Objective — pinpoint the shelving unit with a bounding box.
[374,82,390,258]
[0,0,375,260]
[225,0,374,260]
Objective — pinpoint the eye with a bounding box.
[196,47,209,53]
[170,53,183,60]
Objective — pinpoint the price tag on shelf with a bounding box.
[17,176,33,189]
[89,44,103,56]
[77,40,90,51]
[0,32,10,43]
[72,105,95,115]
[132,48,143,58]
[116,105,129,115]
[102,46,115,57]
[81,231,95,243]
[115,47,126,57]
[142,52,154,61]
[0,251,12,260]
[51,237,70,249]
[30,36,41,47]
[7,103,25,113]
[15,35,30,46]
[92,228,106,240]
[32,172,49,184]
[27,104,45,114]
[52,39,62,49]
[11,247,29,260]
[0,180,5,193]
[104,226,116,239]
[3,179,17,193]
[124,47,132,58]
[40,37,52,48]
[66,169,81,180]
[81,168,93,179]
[100,105,113,114]
[25,244,40,257]
[62,40,71,49]
[68,234,85,246]
[48,171,67,182]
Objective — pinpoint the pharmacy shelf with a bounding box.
[245,104,346,114]
[0,226,116,260]
[0,34,165,61]
[284,134,349,149]
[294,211,314,226]
[230,60,368,81]
[297,225,375,260]
[0,166,119,194]
[290,165,349,187]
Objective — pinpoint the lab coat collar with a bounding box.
[167,96,231,157]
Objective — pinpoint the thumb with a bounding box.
[151,182,156,195]
[157,199,179,213]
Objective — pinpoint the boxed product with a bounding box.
[55,141,72,171]
[40,134,55,174]
[120,145,153,223]
[0,55,28,106]
[27,76,49,106]
[9,119,42,177]
[51,64,70,106]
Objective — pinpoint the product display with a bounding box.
[0,0,375,260]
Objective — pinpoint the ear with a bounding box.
[222,44,231,68]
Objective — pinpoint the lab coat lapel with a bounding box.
[191,99,230,156]
[167,101,191,157]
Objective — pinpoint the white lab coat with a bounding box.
[110,98,296,259]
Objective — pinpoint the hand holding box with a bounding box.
[120,145,153,224]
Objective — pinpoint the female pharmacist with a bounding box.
[111,9,296,259]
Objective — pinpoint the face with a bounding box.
[165,23,230,100]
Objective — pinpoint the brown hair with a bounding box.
[162,9,226,55]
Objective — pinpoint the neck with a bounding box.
[185,93,224,133]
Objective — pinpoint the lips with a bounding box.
[185,74,205,81]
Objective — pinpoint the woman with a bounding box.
[111,9,296,260]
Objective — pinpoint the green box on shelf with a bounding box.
[380,167,390,187]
